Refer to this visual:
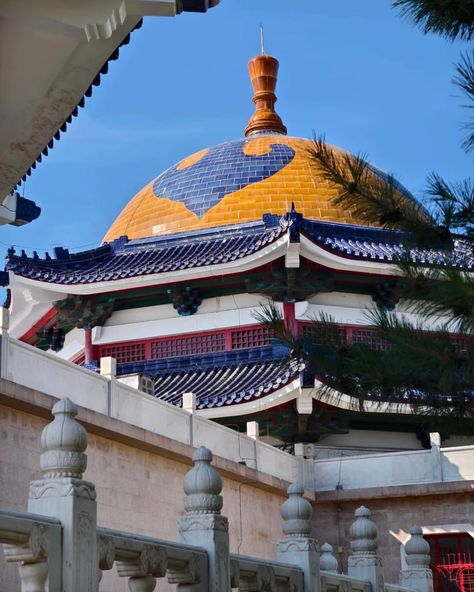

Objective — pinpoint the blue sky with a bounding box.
[2,0,472,263]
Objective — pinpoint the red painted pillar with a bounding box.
[283,301,298,337]
[84,328,98,364]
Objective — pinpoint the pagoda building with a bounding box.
[3,52,472,454]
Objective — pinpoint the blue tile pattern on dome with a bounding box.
[152,138,295,218]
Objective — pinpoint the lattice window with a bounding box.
[231,327,272,350]
[101,342,146,364]
[351,328,388,351]
[451,336,471,353]
[301,324,345,345]
[151,333,226,359]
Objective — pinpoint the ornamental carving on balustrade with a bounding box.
[116,544,168,578]
[278,538,318,553]
[256,565,276,592]
[29,478,96,500]
[40,449,87,478]
[348,556,383,567]
[287,569,301,592]
[167,552,202,585]
[400,569,433,581]
[179,514,229,533]
[230,559,241,588]
[340,580,352,592]
[98,534,116,571]
[184,494,223,515]
[77,510,94,540]
[3,521,49,564]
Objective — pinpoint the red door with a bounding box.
[424,533,474,592]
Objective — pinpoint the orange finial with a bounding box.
[244,41,287,137]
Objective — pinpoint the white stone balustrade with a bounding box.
[278,483,320,592]
[0,508,62,591]
[348,506,385,592]
[320,544,338,573]
[321,571,371,592]
[230,554,304,592]
[0,395,426,592]
[97,527,208,591]
[399,527,434,592]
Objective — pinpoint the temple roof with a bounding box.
[116,346,304,411]
[4,215,473,289]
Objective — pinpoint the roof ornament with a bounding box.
[244,30,287,137]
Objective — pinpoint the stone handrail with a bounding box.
[0,508,62,591]
[321,571,371,592]
[385,584,419,592]
[230,553,304,592]
[97,526,208,590]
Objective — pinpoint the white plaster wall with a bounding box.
[317,430,422,451]
[56,327,84,360]
[94,294,277,345]
[104,294,270,326]
[298,293,453,330]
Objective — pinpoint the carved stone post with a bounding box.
[320,543,338,573]
[400,527,433,592]
[28,398,98,592]
[277,483,320,592]
[348,506,384,592]
[177,446,230,592]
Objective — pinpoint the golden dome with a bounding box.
[103,134,364,242]
[103,53,384,243]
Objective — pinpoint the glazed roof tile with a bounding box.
[300,219,474,268]
[4,221,287,285]
[4,215,473,286]
[117,347,304,409]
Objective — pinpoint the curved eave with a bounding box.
[313,379,416,415]
[7,233,290,296]
[300,235,399,276]
[197,378,303,418]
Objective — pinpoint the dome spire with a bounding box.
[244,30,287,137]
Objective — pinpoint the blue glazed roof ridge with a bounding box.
[118,345,284,375]
[123,353,304,410]
[5,216,406,266]
[5,214,473,283]
[112,219,274,252]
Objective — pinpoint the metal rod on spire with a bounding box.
[259,24,265,55]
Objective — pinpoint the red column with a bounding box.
[283,301,297,337]
[84,328,98,364]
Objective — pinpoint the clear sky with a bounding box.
[2,0,472,270]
